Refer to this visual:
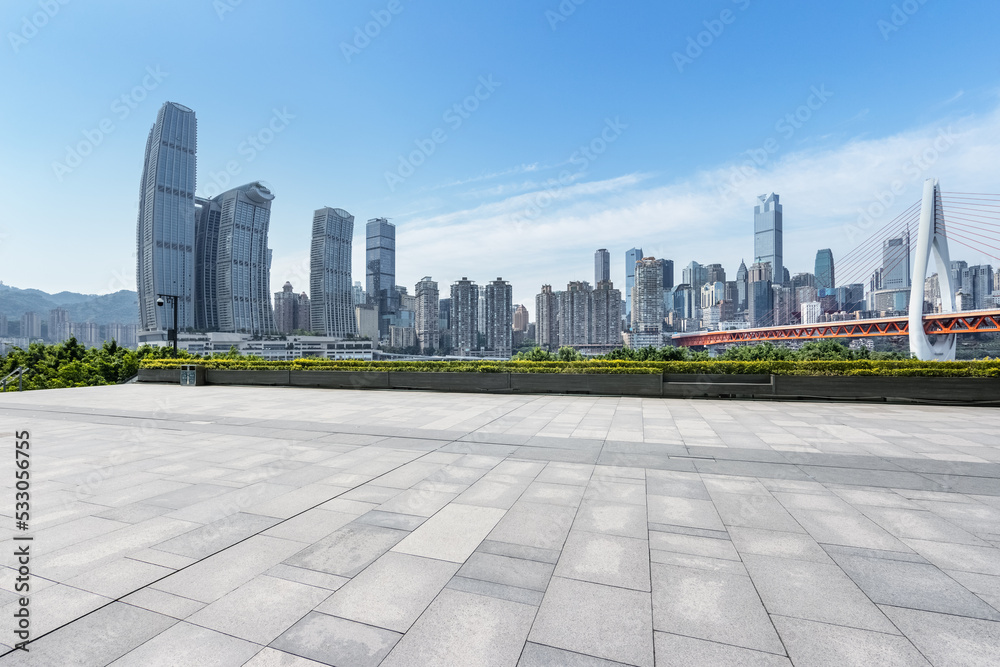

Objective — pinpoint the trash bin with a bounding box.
[179,365,205,386]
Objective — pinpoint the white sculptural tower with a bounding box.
[908,179,957,361]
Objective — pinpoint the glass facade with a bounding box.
[625,247,643,319]
[136,102,197,332]
[366,218,397,337]
[754,193,783,287]
[310,208,358,337]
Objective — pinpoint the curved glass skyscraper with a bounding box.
[136,102,197,332]
[310,207,357,337]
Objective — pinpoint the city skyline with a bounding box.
[3,1,999,315]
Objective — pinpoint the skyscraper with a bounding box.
[736,260,749,312]
[631,258,664,346]
[815,249,835,291]
[195,182,277,335]
[748,261,773,327]
[136,101,197,333]
[485,278,513,357]
[415,277,440,354]
[682,261,708,291]
[559,281,592,347]
[536,285,558,350]
[513,305,530,332]
[705,263,726,285]
[592,280,622,346]
[625,247,643,319]
[274,282,310,333]
[595,249,610,285]
[451,277,478,355]
[48,308,69,342]
[657,259,675,290]
[754,193,783,286]
[310,207,357,337]
[882,233,911,290]
[963,265,994,310]
[366,217,397,337]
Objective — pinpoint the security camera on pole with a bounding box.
[156,294,179,357]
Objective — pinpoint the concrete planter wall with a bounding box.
[136,367,1000,404]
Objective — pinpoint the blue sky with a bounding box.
[1,0,999,315]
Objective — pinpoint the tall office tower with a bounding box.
[21,312,42,339]
[950,261,968,292]
[736,260,749,312]
[136,101,197,333]
[754,193,783,286]
[700,282,725,309]
[536,285,559,350]
[48,308,69,342]
[796,286,819,314]
[724,281,739,306]
[595,249,610,285]
[815,249,835,291]
[705,263,726,285]
[625,247,643,319]
[558,281,593,347]
[366,217,397,337]
[792,272,816,290]
[352,281,365,307]
[963,265,995,310]
[995,270,1000,293]
[654,259,675,290]
[747,261,773,327]
[591,281,622,346]
[485,278,513,357]
[632,258,664,339]
[838,284,864,312]
[415,277,440,353]
[451,278,479,355]
[772,285,794,326]
[310,207,357,337]
[513,305,530,332]
[195,182,276,334]
[682,261,709,291]
[881,233,911,290]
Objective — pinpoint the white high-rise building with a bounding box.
[310,208,357,337]
[631,258,664,348]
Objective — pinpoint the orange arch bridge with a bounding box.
[672,310,1000,348]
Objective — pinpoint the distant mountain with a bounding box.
[0,283,139,324]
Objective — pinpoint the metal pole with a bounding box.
[18,369,23,392]
[172,297,179,357]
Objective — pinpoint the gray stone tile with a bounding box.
[649,530,741,561]
[584,478,647,506]
[644,471,711,499]
[860,506,990,545]
[530,576,654,667]
[241,648,332,666]
[316,552,458,632]
[187,574,331,644]
[107,621,261,666]
[788,508,912,551]
[155,512,280,558]
[881,605,1000,667]
[353,509,426,531]
[446,575,545,606]
[271,611,401,667]
[0,583,112,637]
[454,477,533,509]
[64,557,173,599]
[392,503,506,563]
[555,530,650,591]
[829,552,1000,620]
[381,588,536,667]
[647,496,725,531]
[650,550,748,575]
[535,463,594,485]
[903,538,1000,576]
[728,526,834,564]
[710,491,806,533]
[122,587,206,620]
[1,602,176,667]
[262,508,357,543]
[647,522,730,540]
[653,632,792,666]
[520,481,587,507]
[518,641,633,666]
[821,543,928,564]
[488,502,576,550]
[772,615,930,667]
[573,499,648,538]
[458,551,554,591]
[265,563,349,591]
[377,488,458,517]
[338,484,402,503]
[284,522,408,577]
[142,483,236,509]
[477,539,562,564]
[742,553,898,633]
[651,563,784,655]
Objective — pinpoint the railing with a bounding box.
[0,367,29,392]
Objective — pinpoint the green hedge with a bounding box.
[139,358,1000,377]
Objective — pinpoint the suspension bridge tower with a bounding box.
[909,179,957,361]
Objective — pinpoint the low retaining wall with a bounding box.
[136,368,1000,404]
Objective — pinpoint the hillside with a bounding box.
[0,283,139,324]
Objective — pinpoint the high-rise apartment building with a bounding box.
[592,280,622,346]
[366,218,397,337]
[631,258,664,346]
[815,249,835,291]
[754,193,783,286]
[274,281,310,333]
[21,312,41,339]
[415,277,440,354]
[136,102,198,333]
[355,304,379,341]
[595,249,610,285]
[48,308,69,343]
[625,248,643,319]
[106,323,138,349]
[451,277,479,355]
[310,207,357,337]
[352,281,365,307]
[559,281,592,347]
[485,278,513,357]
[748,261,773,327]
[882,233,911,290]
[962,265,994,310]
[195,182,277,335]
[536,285,558,350]
[513,305,529,332]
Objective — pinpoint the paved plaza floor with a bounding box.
[1,384,1000,665]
